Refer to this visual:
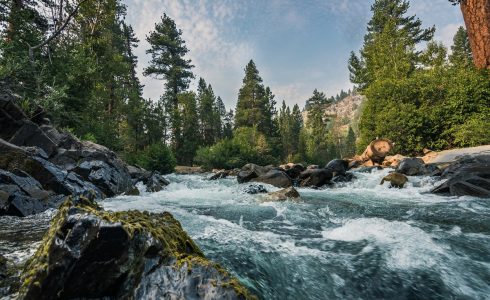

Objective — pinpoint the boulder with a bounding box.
[209,169,230,180]
[17,196,255,300]
[380,172,408,188]
[251,169,293,188]
[284,163,305,179]
[237,163,269,183]
[0,254,18,297]
[75,160,133,197]
[325,159,349,176]
[395,157,427,176]
[264,187,301,202]
[126,165,152,183]
[8,120,58,157]
[144,172,170,193]
[0,90,26,141]
[298,169,333,187]
[0,138,102,203]
[382,154,406,168]
[307,165,319,170]
[243,184,268,194]
[432,155,490,198]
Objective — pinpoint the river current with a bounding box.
[1,169,490,299]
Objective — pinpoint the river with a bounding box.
[1,169,490,299]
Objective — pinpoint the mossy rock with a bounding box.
[18,196,256,300]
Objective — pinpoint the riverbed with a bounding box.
[2,169,490,299]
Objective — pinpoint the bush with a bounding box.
[195,127,278,170]
[125,143,176,174]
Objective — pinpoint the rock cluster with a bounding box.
[0,89,168,216]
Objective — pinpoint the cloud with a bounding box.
[436,23,461,50]
[123,0,253,108]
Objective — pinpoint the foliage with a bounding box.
[353,3,490,154]
[125,143,176,174]
[195,127,278,170]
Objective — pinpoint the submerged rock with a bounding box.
[17,196,256,300]
[237,163,269,183]
[380,172,408,188]
[264,187,301,202]
[210,169,230,180]
[432,155,490,198]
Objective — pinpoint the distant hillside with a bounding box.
[303,93,366,134]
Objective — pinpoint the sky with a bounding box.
[123,0,464,110]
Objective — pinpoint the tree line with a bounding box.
[1,0,488,172]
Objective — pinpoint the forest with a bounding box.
[0,0,489,173]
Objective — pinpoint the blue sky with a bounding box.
[123,0,464,110]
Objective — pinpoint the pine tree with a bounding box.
[449,26,472,67]
[349,0,434,90]
[222,109,234,139]
[235,60,270,134]
[345,126,357,157]
[144,13,194,148]
[197,78,219,146]
[176,92,199,165]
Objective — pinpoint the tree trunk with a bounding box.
[460,0,490,69]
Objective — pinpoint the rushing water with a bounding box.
[2,169,490,299]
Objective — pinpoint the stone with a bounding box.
[264,187,301,202]
[332,173,356,183]
[243,184,268,194]
[75,160,133,197]
[251,169,293,188]
[144,172,170,193]
[382,154,406,168]
[298,169,333,187]
[8,120,58,157]
[284,163,306,180]
[432,155,490,198]
[209,170,230,180]
[380,172,408,188]
[324,159,349,176]
[395,158,427,176]
[18,197,256,300]
[237,163,270,184]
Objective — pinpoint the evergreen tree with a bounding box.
[449,26,472,67]
[176,92,199,165]
[345,126,357,157]
[215,96,226,139]
[305,89,328,110]
[144,13,194,149]
[197,78,218,145]
[349,0,434,90]
[235,60,270,133]
[222,109,234,139]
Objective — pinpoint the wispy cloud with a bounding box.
[123,0,253,108]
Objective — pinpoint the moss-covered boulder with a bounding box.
[18,196,256,300]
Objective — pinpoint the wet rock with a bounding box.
[283,164,305,180]
[144,172,170,193]
[325,159,349,176]
[18,196,256,300]
[432,155,490,198]
[237,163,269,183]
[209,169,230,180]
[1,254,19,297]
[0,91,26,141]
[380,172,408,188]
[251,169,293,188]
[332,172,356,183]
[126,165,152,183]
[264,187,301,202]
[299,169,333,188]
[353,166,383,173]
[395,158,427,176]
[243,184,268,194]
[307,165,319,170]
[75,160,132,197]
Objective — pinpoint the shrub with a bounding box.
[125,143,176,174]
